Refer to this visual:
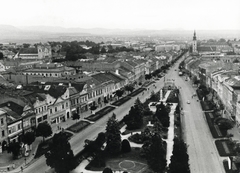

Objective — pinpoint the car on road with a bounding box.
[187,100,190,104]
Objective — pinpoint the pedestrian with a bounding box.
[21,166,23,172]
[12,163,15,169]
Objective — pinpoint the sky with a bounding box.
[1,0,240,30]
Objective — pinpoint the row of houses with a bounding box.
[186,56,240,125]
[0,71,127,152]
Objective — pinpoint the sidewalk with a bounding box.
[0,107,96,173]
[0,137,42,173]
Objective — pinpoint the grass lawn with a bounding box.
[66,120,90,133]
[85,106,115,121]
[112,96,131,106]
[215,140,236,157]
[223,159,238,173]
[86,148,150,172]
[205,112,227,138]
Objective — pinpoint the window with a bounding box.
[76,99,79,104]
[50,109,52,114]
[66,102,68,107]
[62,104,64,109]
[37,117,42,123]
[8,129,11,134]
[39,108,41,113]
[18,124,21,130]
[55,107,57,112]
[43,115,47,120]
[1,118,4,125]
[35,109,38,114]
[2,130,5,137]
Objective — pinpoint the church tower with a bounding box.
[192,30,197,53]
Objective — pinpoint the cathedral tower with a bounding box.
[192,30,197,53]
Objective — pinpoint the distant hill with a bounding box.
[0,25,239,43]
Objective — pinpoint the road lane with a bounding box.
[174,71,224,173]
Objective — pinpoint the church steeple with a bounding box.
[192,30,197,53]
[193,30,196,40]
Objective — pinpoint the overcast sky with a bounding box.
[1,0,240,30]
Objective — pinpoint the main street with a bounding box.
[22,53,224,173]
[165,62,225,172]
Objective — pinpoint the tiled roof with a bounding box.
[125,60,138,67]
[91,73,113,83]
[198,46,217,52]
[20,48,38,54]
[0,101,24,116]
[24,83,67,99]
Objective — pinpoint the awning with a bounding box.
[71,108,76,111]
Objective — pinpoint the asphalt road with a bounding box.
[22,53,224,173]
[166,66,225,172]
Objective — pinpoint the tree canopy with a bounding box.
[169,138,190,173]
[105,113,121,155]
[45,132,76,173]
[22,131,35,146]
[155,102,170,127]
[36,122,52,141]
[123,98,144,130]
[72,112,80,122]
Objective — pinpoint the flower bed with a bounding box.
[128,88,146,97]
[205,112,227,138]
[215,140,236,157]
[66,120,90,133]
[166,89,179,103]
[85,106,116,121]
[112,96,131,106]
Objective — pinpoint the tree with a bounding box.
[145,74,152,80]
[216,118,234,130]
[125,85,134,94]
[115,89,124,100]
[123,104,143,130]
[102,167,113,173]
[7,142,22,158]
[22,131,35,146]
[146,133,166,172]
[169,138,190,173]
[105,113,121,155]
[36,122,52,141]
[121,139,131,153]
[155,102,170,127]
[23,43,31,48]
[45,132,76,173]
[100,47,107,53]
[0,52,4,60]
[72,112,80,122]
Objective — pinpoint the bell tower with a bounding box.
[192,30,197,53]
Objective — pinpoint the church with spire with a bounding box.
[192,30,198,53]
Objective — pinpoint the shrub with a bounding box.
[121,139,131,153]
[103,167,113,173]
[128,133,143,144]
